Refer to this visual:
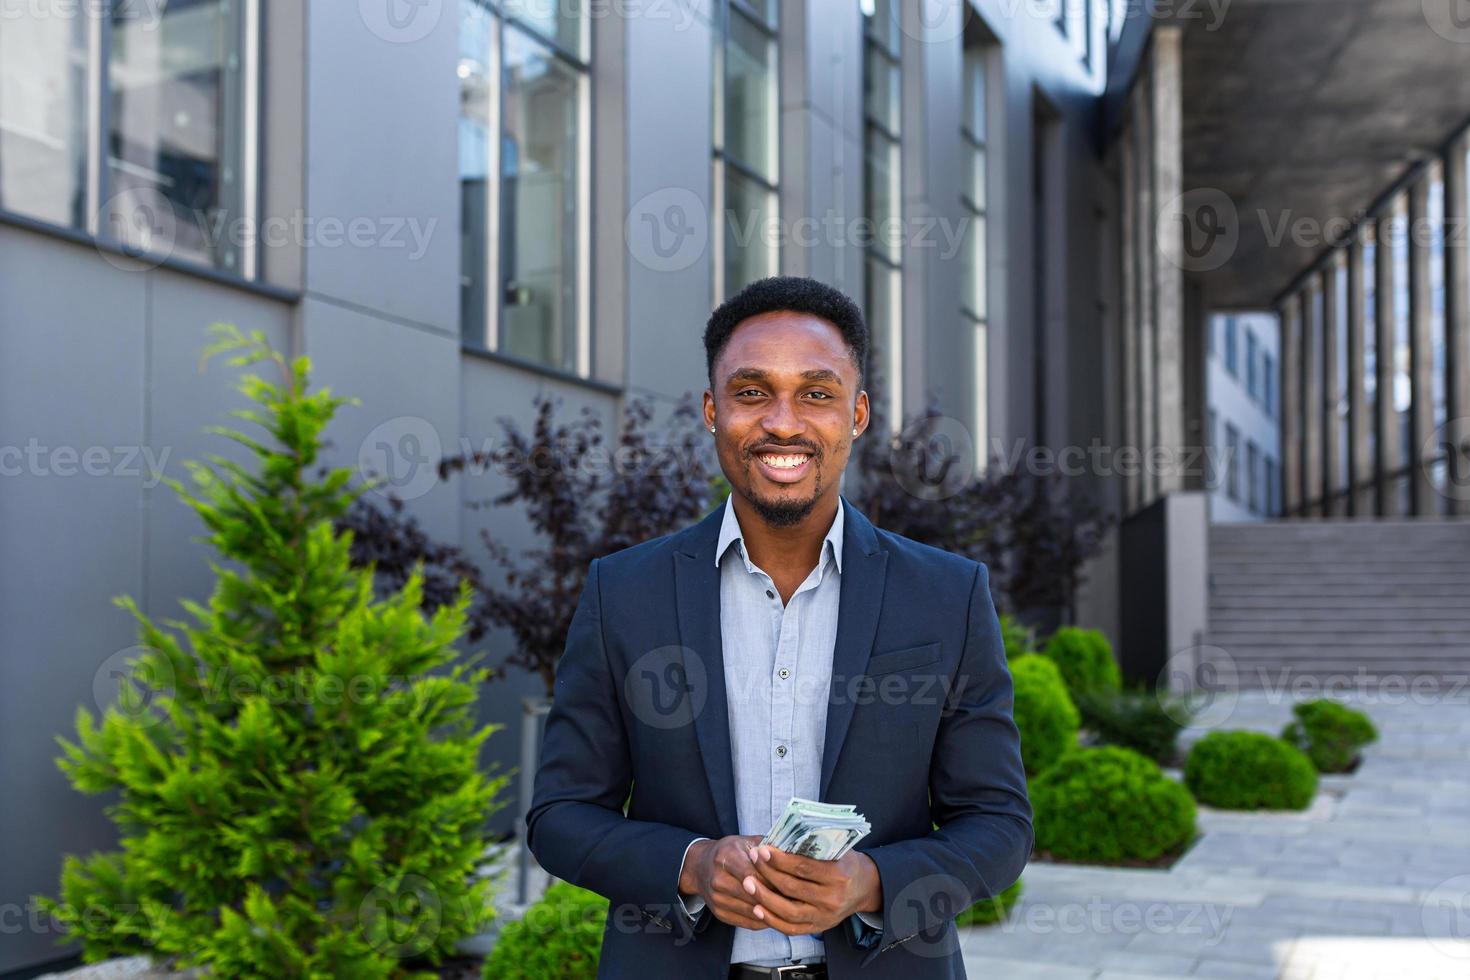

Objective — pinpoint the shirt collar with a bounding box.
[715,494,845,576]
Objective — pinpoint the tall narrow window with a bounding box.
[1245,330,1259,401]
[459,0,591,375]
[961,40,990,468]
[1428,166,1448,504]
[1391,193,1412,511]
[864,0,902,427]
[1363,227,1378,472]
[714,0,779,299]
[1,1,258,275]
[1225,423,1241,501]
[1224,315,1238,377]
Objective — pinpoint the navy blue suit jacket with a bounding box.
[527,496,1033,979]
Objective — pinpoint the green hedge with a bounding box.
[1010,654,1080,775]
[1042,627,1122,697]
[484,883,608,980]
[955,879,1022,927]
[1000,614,1038,660]
[1073,687,1190,763]
[1031,747,1196,864]
[1184,731,1317,810]
[1281,699,1377,773]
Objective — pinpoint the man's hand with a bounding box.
[743,844,884,937]
[678,835,767,930]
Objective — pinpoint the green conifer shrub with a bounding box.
[37,325,506,979]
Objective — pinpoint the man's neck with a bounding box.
[730,491,840,584]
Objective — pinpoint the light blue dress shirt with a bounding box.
[678,495,881,966]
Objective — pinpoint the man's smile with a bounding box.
[751,447,816,484]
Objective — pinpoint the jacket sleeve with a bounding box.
[855,562,1033,961]
[526,557,704,928]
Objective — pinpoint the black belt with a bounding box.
[730,964,827,980]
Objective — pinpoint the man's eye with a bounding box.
[737,388,764,397]
[806,390,834,399]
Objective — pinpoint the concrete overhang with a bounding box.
[1167,0,1470,309]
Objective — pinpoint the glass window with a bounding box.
[0,12,89,228]
[460,2,590,374]
[502,0,587,60]
[1245,330,1258,401]
[714,1,778,299]
[1247,440,1260,513]
[2,1,256,274]
[864,0,902,426]
[1364,230,1378,468]
[962,40,990,468]
[722,165,777,296]
[1225,424,1240,501]
[1224,316,1238,377]
[1391,195,1411,470]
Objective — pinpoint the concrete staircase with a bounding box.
[1206,518,1470,688]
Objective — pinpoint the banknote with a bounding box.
[761,797,871,861]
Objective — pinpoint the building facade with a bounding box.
[1206,312,1282,522]
[0,1,1136,972]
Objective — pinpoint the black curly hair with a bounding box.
[703,276,869,390]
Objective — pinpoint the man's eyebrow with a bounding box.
[723,367,846,386]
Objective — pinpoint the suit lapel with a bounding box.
[820,498,887,798]
[672,498,889,826]
[673,505,741,838]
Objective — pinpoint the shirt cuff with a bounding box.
[676,837,711,920]
[854,910,883,933]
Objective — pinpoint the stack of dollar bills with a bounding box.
[761,797,871,861]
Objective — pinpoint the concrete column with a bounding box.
[1407,177,1436,514]
[1346,236,1371,516]
[1132,73,1155,506]
[1151,27,1185,494]
[1321,261,1343,515]
[1280,293,1302,515]
[1120,124,1140,513]
[1374,217,1400,516]
[1445,135,1470,515]
[1301,279,1322,516]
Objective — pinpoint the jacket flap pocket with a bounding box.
[864,642,942,677]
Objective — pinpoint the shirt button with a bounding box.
[776,745,788,758]
[765,589,775,599]
[777,667,790,680]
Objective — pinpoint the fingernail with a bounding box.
[744,876,756,894]
[747,847,757,862]
[754,906,765,920]
[760,847,771,861]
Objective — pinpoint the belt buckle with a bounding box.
[775,965,822,980]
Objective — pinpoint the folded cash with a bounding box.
[761,797,871,861]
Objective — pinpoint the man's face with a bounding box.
[703,311,869,527]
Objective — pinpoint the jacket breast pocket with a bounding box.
[864,641,942,677]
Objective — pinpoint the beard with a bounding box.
[746,474,823,528]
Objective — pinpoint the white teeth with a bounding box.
[759,453,809,469]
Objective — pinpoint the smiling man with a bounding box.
[527,277,1032,980]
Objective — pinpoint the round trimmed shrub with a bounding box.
[955,879,1022,927]
[1185,731,1317,810]
[1010,654,1080,775]
[1042,627,1122,696]
[1281,699,1377,773]
[1031,747,1197,863]
[1000,613,1038,660]
[484,882,608,979]
[1073,687,1188,764]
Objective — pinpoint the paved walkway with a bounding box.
[959,690,1470,979]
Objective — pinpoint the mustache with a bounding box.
[744,442,820,457]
